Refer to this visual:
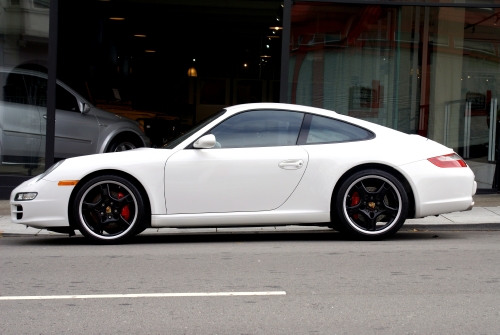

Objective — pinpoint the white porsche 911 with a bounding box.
[10,103,476,243]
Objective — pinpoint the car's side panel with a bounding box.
[164,146,309,214]
[275,141,398,217]
[0,102,42,163]
[40,109,99,159]
[277,135,461,216]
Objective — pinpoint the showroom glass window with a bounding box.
[0,1,50,176]
[210,110,304,148]
[289,2,500,189]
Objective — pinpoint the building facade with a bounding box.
[1,0,500,197]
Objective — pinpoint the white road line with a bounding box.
[0,291,286,301]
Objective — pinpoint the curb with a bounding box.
[402,224,500,231]
[2,224,500,238]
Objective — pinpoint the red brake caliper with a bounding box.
[117,192,130,221]
[351,191,360,220]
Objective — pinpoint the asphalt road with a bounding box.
[1,230,499,334]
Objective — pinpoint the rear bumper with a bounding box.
[399,161,476,218]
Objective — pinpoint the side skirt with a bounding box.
[151,210,330,228]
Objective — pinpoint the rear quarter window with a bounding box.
[304,114,374,144]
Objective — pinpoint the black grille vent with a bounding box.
[16,205,23,220]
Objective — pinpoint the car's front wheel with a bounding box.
[332,169,408,239]
[107,139,138,152]
[71,175,146,243]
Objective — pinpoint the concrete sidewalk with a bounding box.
[1,195,500,237]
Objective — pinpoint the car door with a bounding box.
[38,81,99,159]
[0,72,42,165]
[164,109,309,214]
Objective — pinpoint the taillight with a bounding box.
[428,153,467,168]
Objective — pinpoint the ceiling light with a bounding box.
[187,67,197,77]
[270,26,282,30]
[109,17,125,21]
[134,34,146,37]
[261,55,271,58]
[145,50,156,53]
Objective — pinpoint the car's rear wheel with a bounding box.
[332,169,408,239]
[71,175,146,244]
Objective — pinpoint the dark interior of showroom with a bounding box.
[57,0,283,145]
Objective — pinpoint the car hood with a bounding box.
[91,107,140,125]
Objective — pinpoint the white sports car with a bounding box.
[10,103,476,243]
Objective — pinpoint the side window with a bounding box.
[210,110,304,148]
[2,73,29,104]
[23,74,47,107]
[305,115,374,144]
[55,85,79,112]
[23,75,78,111]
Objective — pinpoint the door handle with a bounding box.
[279,159,304,170]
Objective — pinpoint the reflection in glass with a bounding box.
[0,1,49,176]
[290,2,500,189]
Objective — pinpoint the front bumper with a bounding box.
[10,177,75,229]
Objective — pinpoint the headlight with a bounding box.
[29,160,66,184]
[15,192,38,201]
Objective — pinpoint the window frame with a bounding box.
[296,113,375,145]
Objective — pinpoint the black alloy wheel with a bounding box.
[333,169,408,239]
[72,175,146,243]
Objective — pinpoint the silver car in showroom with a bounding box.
[0,67,149,167]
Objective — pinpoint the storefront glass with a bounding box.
[57,0,282,149]
[289,2,500,189]
[0,0,50,176]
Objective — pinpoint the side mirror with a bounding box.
[193,134,216,149]
[79,102,91,114]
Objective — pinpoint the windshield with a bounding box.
[163,109,227,149]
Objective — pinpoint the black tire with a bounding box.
[71,175,146,244]
[107,137,140,152]
[332,169,408,240]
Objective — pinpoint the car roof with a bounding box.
[225,102,339,116]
